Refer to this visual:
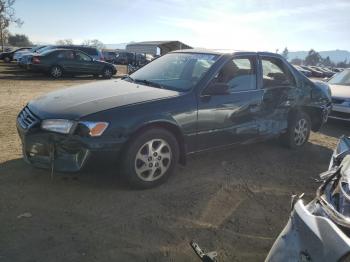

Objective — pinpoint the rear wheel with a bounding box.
[4,57,10,63]
[281,112,311,149]
[50,65,63,79]
[121,128,179,189]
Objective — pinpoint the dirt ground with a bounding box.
[0,62,349,262]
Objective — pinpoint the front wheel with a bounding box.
[281,112,311,149]
[121,128,179,189]
[102,67,113,79]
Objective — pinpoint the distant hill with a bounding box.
[288,50,350,63]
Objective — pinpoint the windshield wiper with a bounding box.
[134,79,164,89]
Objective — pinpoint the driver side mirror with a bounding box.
[202,82,230,96]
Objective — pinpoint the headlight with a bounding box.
[41,119,75,134]
[79,121,109,137]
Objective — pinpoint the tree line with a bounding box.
[282,47,349,68]
[0,0,106,51]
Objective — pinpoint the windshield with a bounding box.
[329,69,350,86]
[130,53,219,91]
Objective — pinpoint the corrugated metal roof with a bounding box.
[127,41,185,46]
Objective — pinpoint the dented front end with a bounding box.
[16,106,123,172]
[266,136,350,262]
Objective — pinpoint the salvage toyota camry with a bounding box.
[17,49,332,188]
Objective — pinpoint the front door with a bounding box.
[196,55,264,151]
[73,51,99,74]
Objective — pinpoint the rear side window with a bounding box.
[261,57,296,88]
[56,50,75,60]
[216,57,257,91]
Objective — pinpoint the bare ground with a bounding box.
[0,62,349,262]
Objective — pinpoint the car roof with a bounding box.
[171,48,284,58]
[44,48,90,55]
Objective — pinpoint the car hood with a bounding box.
[329,84,350,99]
[28,79,181,119]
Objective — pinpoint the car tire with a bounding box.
[102,67,113,79]
[280,111,311,149]
[50,65,63,79]
[121,128,179,189]
[4,57,10,63]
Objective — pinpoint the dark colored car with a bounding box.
[17,50,332,188]
[301,65,324,77]
[30,48,116,79]
[102,50,117,63]
[312,66,334,78]
[0,47,32,62]
[61,45,105,61]
[293,65,312,77]
[114,51,135,65]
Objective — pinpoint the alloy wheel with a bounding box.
[294,118,308,146]
[51,67,62,78]
[134,139,172,182]
[103,68,112,78]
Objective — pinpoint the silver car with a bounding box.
[13,45,47,62]
[328,69,350,121]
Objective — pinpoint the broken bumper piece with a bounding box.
[17,121,122,173]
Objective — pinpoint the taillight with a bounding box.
[32,56,40,64]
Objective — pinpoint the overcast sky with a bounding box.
[9,0,350,51]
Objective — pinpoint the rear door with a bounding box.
[257,55,299,136]
[196,55,265,150]
[54,50,76,71]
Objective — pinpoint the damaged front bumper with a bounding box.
[16,116,124,173]
[266,200,350,261]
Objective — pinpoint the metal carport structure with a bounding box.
[125,41,192,56]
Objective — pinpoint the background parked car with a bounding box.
[63,45,105,61]
[21,45,105,69]
[327,69,350,121]
[300,65,324,77]
[0,47,32,62]
[18,45,56,68]
[30,48,116,79]
[114,51,135,65]
[13,45,47,62]
[293,65,312,77]
[102,50,117,63]
[311,66,334,78]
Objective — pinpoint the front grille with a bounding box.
[332,98,345,104]
[17,106,40,129]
